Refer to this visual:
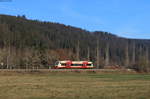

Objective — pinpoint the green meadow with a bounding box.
[0,72,149,99]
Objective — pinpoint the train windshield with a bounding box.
[55,61,59,66]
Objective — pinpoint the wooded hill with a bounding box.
[0,14,150,71]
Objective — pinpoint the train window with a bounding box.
[61,63,67,66]
[87,64,92,66]
[71,64,83,66]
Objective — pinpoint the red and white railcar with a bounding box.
[54,60,94,69]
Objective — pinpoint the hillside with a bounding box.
[0,14,150,70]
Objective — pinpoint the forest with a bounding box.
[0,14,150,71]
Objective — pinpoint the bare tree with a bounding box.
[0,48,7,69]
[87,46,90,61]
[105,43,109,66]
[96,39,100,69]
[6,46,10,69]
[137,46,149,72]
[125,42,129,67]
[139,45,143,61]
[145,47,149,65]
[5,24,11,69]
[76,40,80,61]
[132,41,135,65]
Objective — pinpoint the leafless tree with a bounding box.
[132,41,135,65]
[139,45,143,61]
[96,39,100,69]
[76,40,80,61]
[5,24,11,69]
[145,47,149,65]
[105,43,109,66]
[87,46,90,61]
[125,42,129,67]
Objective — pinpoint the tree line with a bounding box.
[0,14,150,72]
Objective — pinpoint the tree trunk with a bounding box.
[96,39,100,69]
[87,46,90,61]
[146,47,149,65]
[132,42,135,64]
[105,43,109,66]
[76,40,80,61]
[125,42,129,67]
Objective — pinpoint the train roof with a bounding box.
[57,61,93,64]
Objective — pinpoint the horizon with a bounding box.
[0,0,150,39]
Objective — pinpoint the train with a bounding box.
[54,60,94,69]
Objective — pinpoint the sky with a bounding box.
[0,0,150,39]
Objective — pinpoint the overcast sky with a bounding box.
[0,0,150,39]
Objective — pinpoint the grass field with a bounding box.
[0,71,149,99]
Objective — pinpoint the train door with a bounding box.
[66,61,72,68]
[83,61,88,68]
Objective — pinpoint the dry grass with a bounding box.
[0,72,149,99]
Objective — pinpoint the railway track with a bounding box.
[0,69,134,72]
